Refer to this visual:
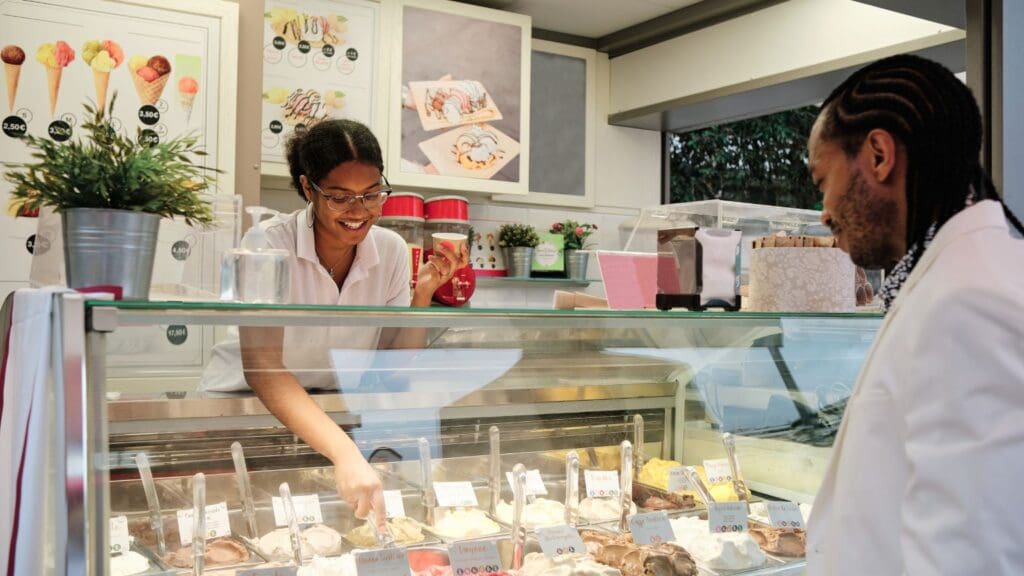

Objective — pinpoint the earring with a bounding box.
[307,201,315,228]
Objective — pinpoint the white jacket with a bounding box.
[807,200,1024,574]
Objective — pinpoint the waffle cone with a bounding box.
[5,63,20,113]
[132,73,169,106]
[93,69,110,112]
[46,66,62,117]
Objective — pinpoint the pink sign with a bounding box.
[596,251,658,309]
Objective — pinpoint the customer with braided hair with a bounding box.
[807,55,1024,574]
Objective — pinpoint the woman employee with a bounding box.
[235,119,468,524]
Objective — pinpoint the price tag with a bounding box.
[238,567,299,576]
[703,459,735,485]
[628,511,675,545]
[355,547,411,576]
[536,525,586,558]
[434,482,478,508]
[584,470,619,498]
[272,494,323,526]
[506,469,548,496]
[765,502,805,529]
[708,502,749,534]
[177,502,232,545]
[109,515,130,555]
[449,539,503,576]
[667,467,690,493]
[384,490,406,518]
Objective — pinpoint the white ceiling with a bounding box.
[458,0,705,38]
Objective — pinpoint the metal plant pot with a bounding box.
[564,249,589,280]
[62,208,160,300]
[504,247,534,278]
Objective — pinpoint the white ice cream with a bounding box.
[748,502,813,526]
[297,553,358,576]
[431,508,501,539]
[109,551,150,576]
[668,516,767,571]
[578,497,636,523]
[495,498,566,528]
[520,552,621,576]
[258,523,343,560]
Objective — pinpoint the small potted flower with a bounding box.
[498,223,540,278]
[552,220,597,279]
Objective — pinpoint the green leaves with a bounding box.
[498,223,540,248]
[3,92,219,226]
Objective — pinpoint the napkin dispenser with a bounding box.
[655,227,742,311]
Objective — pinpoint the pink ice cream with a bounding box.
[54,41,74,67]
[136,66,159,82]
[101,40,123,67]
[178,76,198,95]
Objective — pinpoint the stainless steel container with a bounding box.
[565,249,589,280]
[504,247,534,278]
[62,208,160,300]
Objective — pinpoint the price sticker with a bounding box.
[109,515,130,555]
[628,511,675,545]
[355,547,410,576]
[449,539,502,576]
[506,469,548,496]
[383,490,406,518]
[176,502,232,545]
[536,525,586,558]
[766,501,805,529]
[703,459,735,485]
[667,467,690,493]
[272,494,323,526]
[584,470,619,498]
[434,482,478,508]
[708,502,749,534]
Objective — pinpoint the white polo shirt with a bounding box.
[200,206,412,392]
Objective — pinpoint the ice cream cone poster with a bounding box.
[174,55,201,125]
[129,53,171,107]
[81,40,123,111]
[2,46,26,114]
[35,41,74,118]
[265,7,348,48]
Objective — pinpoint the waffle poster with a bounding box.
[261,0,379,164]
[399,4,523,182]
[0,0,221,290]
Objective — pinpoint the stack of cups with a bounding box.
[378,192,425,288]
[424,196,475,307]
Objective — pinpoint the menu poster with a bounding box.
[0,0,222,292]
[261,0,378,163]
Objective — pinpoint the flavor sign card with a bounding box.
[261,0,379,163]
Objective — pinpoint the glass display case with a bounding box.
[43,295,881,575]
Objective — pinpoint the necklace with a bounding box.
[318,246,354,282]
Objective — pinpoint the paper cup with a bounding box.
[431,232,467,253]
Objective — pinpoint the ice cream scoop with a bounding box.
[2,45,25,65]
[296,553,357,576]
[109,551,150,576]
[345,516,425,547]
[90,50,116,73]
[54,41,74,67]
[128,55,147,73]
[102,40,124,66]
[668,517,766,571]
[81,40,101,65]
[147,55,170,76]
[519,552,621,576]
[258,524,343,560]
[579,497,636,523]
[137,66,159,82]
[495,498,566,529]
[178,76,199,95]
[430,508,501,540]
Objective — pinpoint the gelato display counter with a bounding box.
[42,295,880,574]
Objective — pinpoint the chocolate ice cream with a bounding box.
[163,537,249,568]
[146,55,170,76]
[2,45,25,65]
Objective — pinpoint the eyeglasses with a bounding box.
[307,175,392,212]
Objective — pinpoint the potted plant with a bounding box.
[498,223,539,278]
[4,95,217,299]
[552,220,597,279]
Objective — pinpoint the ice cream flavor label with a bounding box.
[434,481,478,508]
[3,115,27,138]
[109,515,130,554]
[708,502,748,534]
[355,547,410,576]
[450,540,502,576]
[383,490,406,518]
[264,45,283,65]
[313,53,332,71]
[765,501,804,529]
[506,469,548,496]
[667,467,690,493]
[288,49,307,68]
[628,511,674,545]
[537,525,586,558]
[338,59,355,75]
[272,493,323,526]
[584,470,619,498]
[703,459,735,485]
[47,120,71,142]
[176,501,231,545]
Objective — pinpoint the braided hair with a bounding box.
[819,54,1024,249]
[285,119,384,201]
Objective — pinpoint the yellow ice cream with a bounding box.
[81,40,101,65]
[638,458,739,503]
[344,517,425,547]
[90,51,115,72]
[266,7,299,27]
[263,86,289,104]
[35,44,57,68]
[545,447,620,469]
[128,55,147,74]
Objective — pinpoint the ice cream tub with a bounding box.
[424,195,470,222]
[109,542,173,576]
[157,535,266,573]
[382,192,425,219]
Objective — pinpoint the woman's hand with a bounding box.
[334,454,386,529]
[413,241,470,305]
